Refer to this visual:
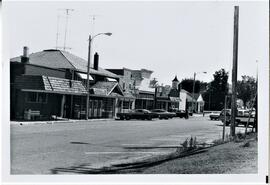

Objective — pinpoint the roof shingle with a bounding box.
[11,49,119,79]
[14,75,87,95]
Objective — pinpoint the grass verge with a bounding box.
[122,133,257,174]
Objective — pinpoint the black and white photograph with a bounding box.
[1,0,269,184]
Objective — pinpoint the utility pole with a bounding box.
[86,35,92,120]
[192,72,196,115]
[222,95,227,141]
[230,6,239,138]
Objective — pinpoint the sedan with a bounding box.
[151,109,176,119]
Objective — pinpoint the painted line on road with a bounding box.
[121,143,151,146]
[150,138,186,141]
[85,151,169,155]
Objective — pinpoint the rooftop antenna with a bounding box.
[55,12,61,49]
[89,14,100,35]
[58,8,74,51]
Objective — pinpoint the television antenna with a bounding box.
[56,8,74,51]
[89,14,100,35]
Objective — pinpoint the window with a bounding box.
[27,92,37,102]
[26,92,47,103]
[123,101,129,109]
[38,93,47,103]
[123,82,126,90]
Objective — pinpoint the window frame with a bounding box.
[26,92,48,104]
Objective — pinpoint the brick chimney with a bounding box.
[93,52,99,70]
[21,46,29,64]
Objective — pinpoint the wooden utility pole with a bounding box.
[222,95,227,141]
[230,6,239,138]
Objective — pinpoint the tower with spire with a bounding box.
[172,75,179,89]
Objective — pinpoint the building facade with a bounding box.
[10,47,127,120]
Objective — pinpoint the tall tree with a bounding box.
[236,75,256,108]
[180,78,207,93]
[203,69,229,110]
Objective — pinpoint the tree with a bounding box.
[236,75,256,108]
[180,78,207,93]
[203,69,229,110]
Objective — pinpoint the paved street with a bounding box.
[11,115,250,174]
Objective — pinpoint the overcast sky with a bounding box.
[4,1,268,85]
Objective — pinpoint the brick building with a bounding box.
[10,47,126,120]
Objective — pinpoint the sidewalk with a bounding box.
[10,118,115,125]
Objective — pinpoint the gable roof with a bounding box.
[10,49,119,79]
[197,94,204,102]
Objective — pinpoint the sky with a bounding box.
[4,1,269,85]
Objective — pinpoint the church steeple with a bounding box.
[172,75,179,82]
[172,75,179,89]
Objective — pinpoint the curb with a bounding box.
[10,118,116,125]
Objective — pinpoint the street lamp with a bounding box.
[86,32,112,120]
[191,71,207,115]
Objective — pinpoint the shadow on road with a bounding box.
[50,148,208,174]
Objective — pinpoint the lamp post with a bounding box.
[85,32,112,120]
[191,71,207,115]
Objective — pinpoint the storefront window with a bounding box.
[26,92,47,103]
[38,93,47,103]
[26,92,37,102]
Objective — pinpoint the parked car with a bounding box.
[169,108,186,118]
[116,109,155,120]
[209,112,221,120]
[220,109,255,126]
[151,109,176,119]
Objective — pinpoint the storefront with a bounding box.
[12,75,88,120]
[135,91,155,110]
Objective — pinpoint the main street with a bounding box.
[11,115,249,174]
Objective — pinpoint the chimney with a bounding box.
[21,46,29,64]
[93,52,99,70]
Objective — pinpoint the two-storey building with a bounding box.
[10,47,125,120]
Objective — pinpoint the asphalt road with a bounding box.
[10,115,249,174]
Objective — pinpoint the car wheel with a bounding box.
[126,116,130,120]
[147,116,152,120]
[120,116,124,120]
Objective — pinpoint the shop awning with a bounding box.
[106,77,117,82]
[15,75,88,95]
[90,81,124,97]
[169,97,181,102]
[77,72,93,80]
